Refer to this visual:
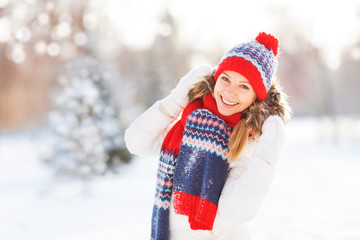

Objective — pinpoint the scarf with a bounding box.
[151,94,241,240]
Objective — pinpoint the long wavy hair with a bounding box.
[188,73,291,162]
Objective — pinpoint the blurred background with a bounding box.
[0,0,359,239]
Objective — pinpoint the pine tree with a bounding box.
[0,0,133,177]
[45,54,131,178]
[136,10,192,106]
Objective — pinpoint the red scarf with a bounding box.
[151,94,242,238]
[162,94,242,156]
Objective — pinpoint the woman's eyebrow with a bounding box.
[222,72,230,77]
[222,72,250,84]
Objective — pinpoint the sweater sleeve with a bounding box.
[217,157,275,226]
[217,116,285,227]
[124,100,179,157]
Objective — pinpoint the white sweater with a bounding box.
[125,100,283,240]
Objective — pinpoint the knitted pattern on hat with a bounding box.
[214,32,279,101]
[150,94,241,239]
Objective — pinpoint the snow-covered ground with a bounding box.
[0,116,359,240]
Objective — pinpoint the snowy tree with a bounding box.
[336,41,360,114]
[45,55,131,178]
[144,11,193,104]
[0,0,131,175]
[0,0,118,128]
[117,10,192,109]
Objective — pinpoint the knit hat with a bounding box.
[214,32,279,101]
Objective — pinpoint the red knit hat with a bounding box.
[214,32,279,101]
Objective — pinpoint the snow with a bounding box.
[250,117,360,240]
[0,116,360,240]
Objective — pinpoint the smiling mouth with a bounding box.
[221,96,238,106]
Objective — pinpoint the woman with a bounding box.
[125,32,291,240]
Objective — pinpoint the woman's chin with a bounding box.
[218,107,235,116]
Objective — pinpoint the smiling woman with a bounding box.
[214,71,257,116]
[125,32,292,239]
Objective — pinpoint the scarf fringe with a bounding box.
[173,190,218,230]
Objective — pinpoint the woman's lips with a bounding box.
[221,95,238,106]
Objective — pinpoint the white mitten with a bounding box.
[252,115,286,166]
[160,64,213,117]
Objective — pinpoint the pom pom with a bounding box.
[255,32,279,56]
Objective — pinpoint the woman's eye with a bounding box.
[222,76,230,82]
[240,84,249,90]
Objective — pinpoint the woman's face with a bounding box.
[213,71,257,116]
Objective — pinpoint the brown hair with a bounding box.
[188,74,291,162]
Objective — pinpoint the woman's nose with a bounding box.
[224,84,237,97]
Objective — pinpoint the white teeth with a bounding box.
[222,96,238,106]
